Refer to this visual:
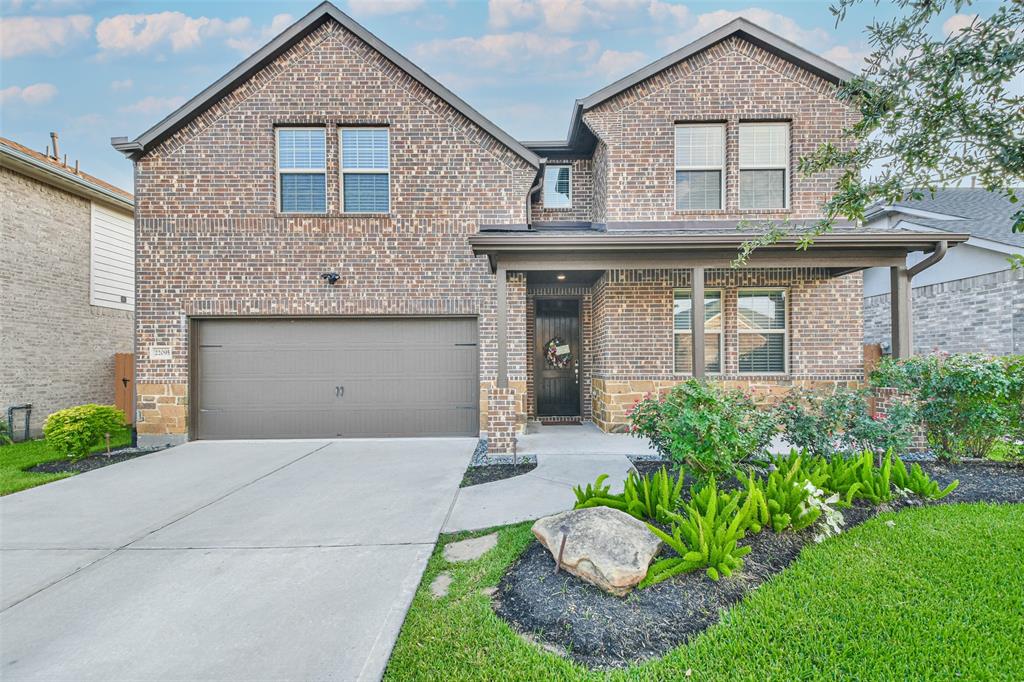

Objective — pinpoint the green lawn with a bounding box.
[385,503,1024,681]
[0,427,131,496]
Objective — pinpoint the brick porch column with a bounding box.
[487,386,517,455]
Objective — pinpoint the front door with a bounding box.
[535,299,581,417]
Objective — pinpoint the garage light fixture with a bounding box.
[556,273,566,281]
[320,272,340,285]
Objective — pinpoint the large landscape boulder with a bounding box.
[531,507,662,596]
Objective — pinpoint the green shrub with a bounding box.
[639,477,755,586]
[871,354,1024,461]
[43,404,126,459]
[891,458,959,500]
[776,387,917,457]
[629,379,778,479]
[573,467,685,525]
[0,419,10,446]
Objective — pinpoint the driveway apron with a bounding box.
[0,438,474,681]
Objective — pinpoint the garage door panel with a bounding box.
[196,318,478,439]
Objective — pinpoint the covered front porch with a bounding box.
[473,228,967,455]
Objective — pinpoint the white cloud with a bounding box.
[119,95,186,115]
[346,0,423,16]
[488,0,536,29]
[943,13,977,36]
[95,12,250,55]
[822,44,869,72]
[416,32,594,72]
[648,0,691,25]
[110,78,133,91]
[225,13,294,53]
[658,7,830,52]
[588,49,649,80]
[0,82,58,105]
[487,0,647,34]
[0,14,92,58]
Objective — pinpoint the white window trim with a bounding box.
[544,164,573,209]
[674,123,726,211]
[738,122,790,210]
[673,288,724,375]
[737,287,789,375]
[276,127,327,215]
[339,126,391,215]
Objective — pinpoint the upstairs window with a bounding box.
[277,128,327,213]
[673,289,723,374]
[543,165,572,208]
[341,127,390,213]
[675,124,724,210]
[739,122,788,209]
[738,289,788,373]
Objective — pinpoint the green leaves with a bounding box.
[42,404,127,459]
[573,466,685,525]
[891,457,960,500]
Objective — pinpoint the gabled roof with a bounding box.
[111,1,540,168]
[1,136,133,210]
[866,187,1024,249]
[526,17,855,158]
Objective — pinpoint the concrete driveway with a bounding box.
[0,438,474,681]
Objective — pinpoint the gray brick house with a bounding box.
[112,2,964,452]
[1,136,134,438]
[863,188,1024,356]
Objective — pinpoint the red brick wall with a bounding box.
[582,36,857,224]
[530,158,594,223]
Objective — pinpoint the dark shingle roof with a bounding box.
[882,187,1024,249]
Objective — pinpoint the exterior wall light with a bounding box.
[320,272,340,285]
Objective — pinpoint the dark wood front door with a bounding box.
[535,299,581,417]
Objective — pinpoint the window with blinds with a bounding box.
[341,127,390,213]
[673,289,723,374]
[675,124,724,210]
[277,128,327,213]
[543,165,572,208]
[739,122,788,209]
[737,289,787,373]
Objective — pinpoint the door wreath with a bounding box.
[543,337,573,369]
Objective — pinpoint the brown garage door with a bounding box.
[194,318,479,439]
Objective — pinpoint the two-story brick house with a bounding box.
[113,2,964,452]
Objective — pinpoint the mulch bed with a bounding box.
[494,460,1024,669]
[27,447,158,474]
[461,462,538,488]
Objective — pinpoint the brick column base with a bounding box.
[872,386,928,452]
[487,387,517,455]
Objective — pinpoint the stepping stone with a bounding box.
[443,532,498,563]
[479,586,497,598]
[430,572,452,598]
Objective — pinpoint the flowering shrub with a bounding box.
[775,387,917,456]
[871,354,1024,461]
[629,379,777,479]
[43,404,126,459]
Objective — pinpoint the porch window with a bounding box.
[739,122,788,209]
[543,165,572,208]
[738,289,787,373]
[340,127,390,213]
[675,124,724,210]
[673,289,722,374]
[277,128,327,213]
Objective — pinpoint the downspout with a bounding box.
[526,161,545,229]
[907,239,948,278]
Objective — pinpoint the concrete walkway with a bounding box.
[517,422,660,456]
[443,454,634,533]
[0,438,474,682]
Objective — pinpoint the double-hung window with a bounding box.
[277,128,327,213]
[675,123,724,210]
[543,165,572,208]
[737,289,788,373]
[340,127,390,213]
[739,122,789,209]
[673,289,723,374]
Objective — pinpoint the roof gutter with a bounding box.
[907,239,949,278]
[0,142,133,211]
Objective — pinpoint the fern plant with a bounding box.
[573,467,685,524]
[763,464,821,532]
[639,478,755,587]
[891,458,959,499]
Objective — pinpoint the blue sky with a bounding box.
[0,0,997,192]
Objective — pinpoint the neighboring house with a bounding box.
[863,188,1024,355]
[0,136,134,439]
[112,2,964,452]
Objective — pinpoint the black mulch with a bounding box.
[494,460,1024,669]
[461,462,538,488]
[27,448,158,474]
